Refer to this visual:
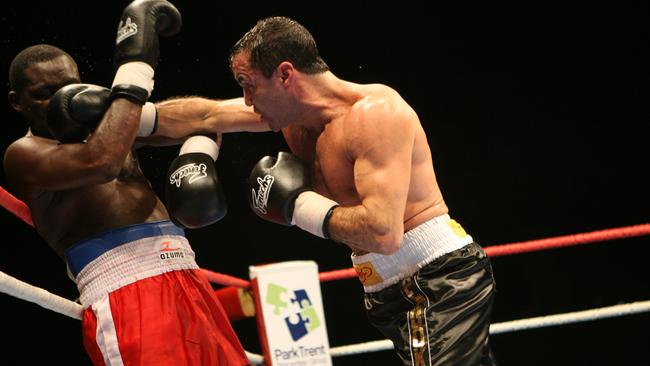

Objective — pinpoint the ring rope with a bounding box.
[2,185,649,361]
[2,268,648,361]
[0,270,266,364]
[200,223,650,286]
[316,222,650,283]
[489,300,650,334]
[484,223,650,257]
[244,351,264,365]
[1,184,648,287]
[0,270,82,320]
[327,300,650,357]
[200,268,251,288]
[0,185,33,226]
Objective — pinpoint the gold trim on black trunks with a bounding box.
[402,276,429,366]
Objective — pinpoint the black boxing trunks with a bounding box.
[353,214,497,366]
[65,220,249,366]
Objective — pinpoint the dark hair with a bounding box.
[230,16,329,78]
[9,44,76,92]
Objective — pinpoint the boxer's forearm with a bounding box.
[327,204,404,255]
[154,97,268,138]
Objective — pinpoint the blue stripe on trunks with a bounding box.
[64,220,185,278]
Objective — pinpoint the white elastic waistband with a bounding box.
[351,214,473,293]
[75,235,198,307]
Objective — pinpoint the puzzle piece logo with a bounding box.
[266,283,289,315]
[266,283,321,341]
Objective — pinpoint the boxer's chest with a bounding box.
[287,126,358,205]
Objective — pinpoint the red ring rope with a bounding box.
[483,223,650,257]
[0,186,33,226]
[1,185,648,287]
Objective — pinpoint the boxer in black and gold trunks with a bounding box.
[357,216,496,365]
[234,17,498,366]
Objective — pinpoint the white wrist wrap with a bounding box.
[112,62,155,95]
[292,191,338,238]
[138,102,157,137]
[179,135,220,161]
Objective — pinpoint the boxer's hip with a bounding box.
[64,220,199,306]
[351,214,474,293]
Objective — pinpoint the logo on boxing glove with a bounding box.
[251,175,275,215]
[116,17,139,44]
[169,163,208,187]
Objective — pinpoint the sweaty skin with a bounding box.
[5,56,167,256]
[230,51,448,255]
[4,56,261,257]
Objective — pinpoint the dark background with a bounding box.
[1,2,649,365]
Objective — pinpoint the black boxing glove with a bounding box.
[46,84,111,143]
[248,151,339,238]
[166,136,227,228]
[111,0,182,105]
[113,0,182,69]
[47,83,159,143]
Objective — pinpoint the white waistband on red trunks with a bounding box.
[351,214,474,293]
[75,235,198,307]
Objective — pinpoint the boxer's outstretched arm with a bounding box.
[152,96,269,139]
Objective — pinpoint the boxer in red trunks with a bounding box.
[4,1,261,364]
[69,221,246,366]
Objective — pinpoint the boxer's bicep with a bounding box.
[352,110,414,236]
[328,103,415,253]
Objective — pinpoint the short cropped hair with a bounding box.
[230,16,329,78]
[9,44,76,92]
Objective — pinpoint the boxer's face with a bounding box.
[9,55,80,137]
[231,51,289,132]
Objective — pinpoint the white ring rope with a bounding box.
[0,270,83,320]
[489,300,650,334]
[245,351,264,365]
[0,270,267,364]
[2,269,649,361]
[328,300,650,357]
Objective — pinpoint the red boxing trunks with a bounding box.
[65,221,249,366]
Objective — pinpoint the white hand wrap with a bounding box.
[292,191,338,238]
[179,135,220,161]
[112,61,155,95]
[137,102,157,136]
